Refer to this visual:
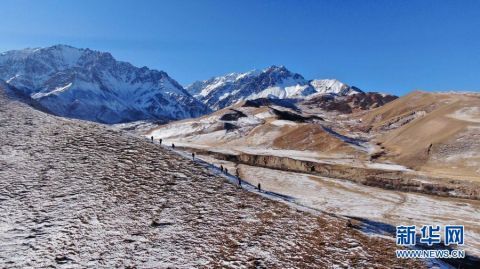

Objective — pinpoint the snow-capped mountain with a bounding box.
[186,65,363,110]
[309,79,362,96]
[0,45,210,123]
[187,72,251,98]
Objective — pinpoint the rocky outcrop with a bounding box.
[219,109,247,121]
[301,92,398,114]
[242,98,298,110]
[270,107,324,122]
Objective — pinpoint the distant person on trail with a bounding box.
[257,183,261,191]
[151,136,154,142]
[225,168,228,174]
[159,138,162,145]
[220,165,224,172]
[235,168,242,186]
[192,152,195,160]
[172,143,175,149]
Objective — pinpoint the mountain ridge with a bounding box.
[186,65,364,110]
[0,44,210,123]
[1,45,394,124]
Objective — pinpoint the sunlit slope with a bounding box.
[363,91,480,178]
[148,100,367,159]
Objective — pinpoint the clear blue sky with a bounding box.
[1,0,479,95]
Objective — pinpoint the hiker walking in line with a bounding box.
[220,165,224,172]
[192,152,195,160]
[257,183,261,192]
[159,138,162,145]
[225,168,228,174]
[235,168,241,184]
[172,143,175,149]
[151,136,154,142]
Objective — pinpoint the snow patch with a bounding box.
[270,120,297,127]
[31,82,73,99]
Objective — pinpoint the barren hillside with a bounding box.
[0,89,424,267]
[145,100,369,159]
[146,91,480,186]
[362,91,480,179]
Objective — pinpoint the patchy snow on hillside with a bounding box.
[448,107,480,123]
[270,119,298,126]
[0,88,426,268]
[199,158,480,258]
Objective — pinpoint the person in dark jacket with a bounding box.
[151,136,154,142]
[172,143,175,149]
[192,152,195,160]
[220,165,224,172]
[257,183,261,191]
[235,168,240,177]
[159,138,162,145]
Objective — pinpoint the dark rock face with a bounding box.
[242,98,299,110]
[219,109,247,121]
[271,108,323,122]
[223,122,238,131]
[302,92,398,114]
[303,94,354,113]
[346,92,398,110]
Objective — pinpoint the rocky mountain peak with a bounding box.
[186,66,364,110]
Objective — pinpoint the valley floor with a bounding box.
[196,154,480,258]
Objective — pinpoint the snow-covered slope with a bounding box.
[0,45,210,123]
[309,79,362,96]
[187,72,252,98]
[186,65,363,110]
[186,66,311,110]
